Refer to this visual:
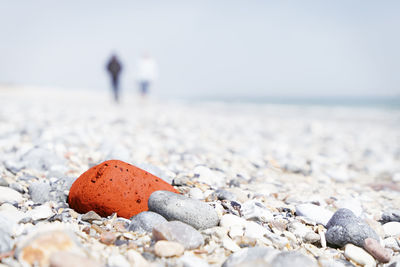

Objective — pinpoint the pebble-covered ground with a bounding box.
[0,87,399,267]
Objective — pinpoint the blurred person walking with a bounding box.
[106,54,123,103]
[136,53,158,97]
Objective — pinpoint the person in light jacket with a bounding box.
[136,53,158,97]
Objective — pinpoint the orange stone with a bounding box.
[68,160,178,218]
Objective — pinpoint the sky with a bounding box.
[0,1,399,98]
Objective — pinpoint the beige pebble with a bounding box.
[154,240,184,257]
[100,231,116,245]
[126,249,149,267]
[344,244,376,267]
[18,230,81,267]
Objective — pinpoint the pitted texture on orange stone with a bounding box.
[68,160,178,218]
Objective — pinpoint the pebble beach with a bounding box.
[0,87,400,267]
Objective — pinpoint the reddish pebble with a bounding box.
[363,237,391,263]
[82,226,90,235]
[100,231,116,245]
[68,160,178,218]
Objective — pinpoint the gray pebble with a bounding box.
[222,247,278,267]
[271,251,318,267]
[129,211,167,233]
[215,189,237,201]
[29,182,51,203]
[152,221,204,249]
[10,182,26,194]
[172,176,190,186]
[326,208,379,248]
[382,210,400,223]
[148,190,219,230]
[81,211,102,223]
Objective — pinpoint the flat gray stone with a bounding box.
[271,251,318,267]
[152,221,204,249]
[148,190,219,230]
[129,211,167,233]
[326,208,379,248]
[29,181,51,203]
[222,247,278,267]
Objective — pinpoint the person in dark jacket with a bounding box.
[106,54,122,103]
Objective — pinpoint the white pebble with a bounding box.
[344,244,376,267]
[383,222,400,237]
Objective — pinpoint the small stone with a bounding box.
[304,232,321,244]
[81,211,102,223]
[188,187,204,199]
[215,189,237,201]
[295,203,333,226]
[154,240,184,257]
[68,160,178,218]
[287,221,313,240]
[49,251,102,267]
[0,186,23,205]
[384,237,400,252]
[148,190,219,230]
[326,208,379,247]
[220,214,247,229]
[193,165,225,187]
[0,205,24,233]
[17,230,82,267]
[222,237,241,252]
[222,247,278,267]
[363,237,391,263]
[10,182,25,194]
[29,182,52,203]
[179,255,210,267]
[383,222,400,237]
[240,200,273,223]
[126,250,149,267]
[153,221,204,249]
[382,210,400,223]
[229,225,244,239]
[344,243,376,267]
[0,176,8,187]
[26,203,54,221]
[129,211,167,233]
[107,254,130,267]
[100,231,116,245]
[244,221,268,240]
[271,251,318,267]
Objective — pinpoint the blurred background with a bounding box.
[0,0,399,104]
